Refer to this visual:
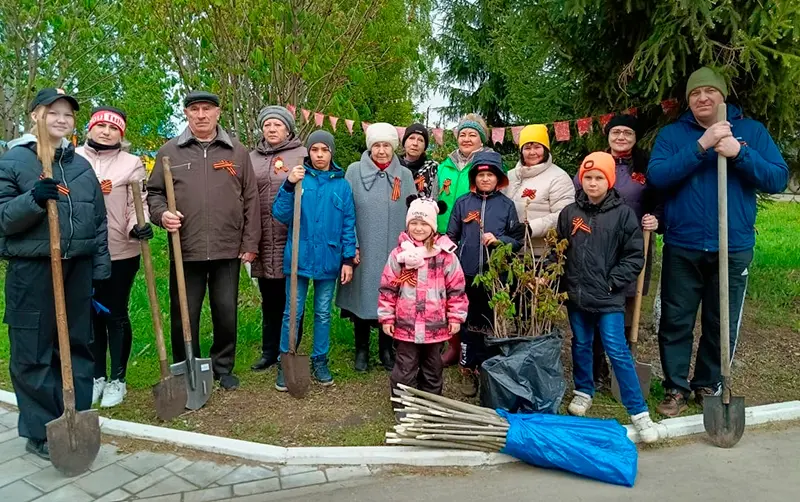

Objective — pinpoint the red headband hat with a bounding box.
[89,106,127,136]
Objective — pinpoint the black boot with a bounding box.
[378,332,396,371]
[354,321,371,372]
[252,317,280,371]
[26,439,50,461]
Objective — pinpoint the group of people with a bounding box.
[0,66,789,460]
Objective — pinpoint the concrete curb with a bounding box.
[2,390,799,466]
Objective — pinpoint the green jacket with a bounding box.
[436,156,474,232]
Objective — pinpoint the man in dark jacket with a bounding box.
[147,91,260,390]
[648,67,789,417]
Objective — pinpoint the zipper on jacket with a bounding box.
[479,196,487,272]
[204,145,210,260]
[58,149,75,259]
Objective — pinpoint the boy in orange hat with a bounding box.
[554,151,660,443]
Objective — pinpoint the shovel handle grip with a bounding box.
[131,182,169,376]
[628,230,651,348]
[43,162,75,410]
[288,178,302,353]
[717,104,732,381]
[163,157,194,346]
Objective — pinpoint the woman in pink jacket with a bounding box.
[378,196,468,408]
[76,107,151,408]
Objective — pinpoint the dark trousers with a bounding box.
[353,316,393,357]
[92,256,140,382]
[460,277,491,371]
[658,244,752,396]
[391,341,444,398]
[169,259,240,377]
[258,278,288,358]
[5,257,94,441]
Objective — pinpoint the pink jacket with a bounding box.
[76,145,149,261]
[378,233,469,344]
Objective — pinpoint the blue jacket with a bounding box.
[447,190,523,277]
[272,159,356,280]
[647,104,788,252]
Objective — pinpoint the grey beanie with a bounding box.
[257,105,296,136]
[305,130,335,157]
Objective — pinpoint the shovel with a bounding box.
[611,230,653,402]
[43,165,100,476]
[703,103,745,448]
[281,178,310,398]
[162,157,213,410]
[131,181,187,420]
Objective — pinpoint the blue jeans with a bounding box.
[568,307,647,415]
[280,278,337,358]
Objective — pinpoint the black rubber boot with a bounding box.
[378,333,396,371]
[354,320,371,372]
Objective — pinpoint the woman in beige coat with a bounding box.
[502,124,575,256]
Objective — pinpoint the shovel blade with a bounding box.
[170,358,213,410]
[281,352,310,399]
[152,375,189,421]
[610,361,652,402]
[46,409,101,477]
[703,395,746,448]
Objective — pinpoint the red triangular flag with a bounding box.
[554,121,571,142]
[329,116,339,131]
[432,128,444,146]
[302,109,311,122]
[452,127,459,140]
[491,127,505,145]
[511,126,525,145]
[576,117,592,137]
[286,104,296,116]
[599,113,614,129]
[661,98,679,116]
[345,119,354,134]
[361,121,371,134]
[314,112,324,128]
[396,127,406,142]
[624,107,638,117]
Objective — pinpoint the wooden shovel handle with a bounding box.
[628,230,651,346]
[44,162,75,411]
[131,182,169,377]
[716,104,732,398]
[162,157,193,345]
[288,178,302,354]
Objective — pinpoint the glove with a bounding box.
[130,223,154,240]
[32,178,60,208]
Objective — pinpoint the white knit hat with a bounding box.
[366,122,399,150]
[406,195,447,232]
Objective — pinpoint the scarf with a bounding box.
[87,139,121,151]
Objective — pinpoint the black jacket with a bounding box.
[556,189,643,313]
[447,190,523,277]
[0,135,111,280]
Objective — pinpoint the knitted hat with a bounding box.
[578,152,616,189]
[518,124,550,150]
[306,130,335,157]
[469,150,508,190]
[366,122,399,150]
[403,123,429,150]
[89,106,127,136]
[686,67,728,100]
[183,91,220,108]
[406,195,447,231]
[257,105,296,136]
[604,114,638,137]
[457,114,488,145]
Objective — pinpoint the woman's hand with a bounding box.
[642,214,658,231]
[354,248,360,265]
[341,265,353,284]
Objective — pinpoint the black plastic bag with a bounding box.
[479,330,566,414]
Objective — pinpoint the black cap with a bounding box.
[403,123,429,150]
[29,88,79,113]
[183,91,220,108]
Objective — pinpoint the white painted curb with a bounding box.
[1,390,798,467]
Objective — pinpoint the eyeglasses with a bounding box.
[609,129,635,139]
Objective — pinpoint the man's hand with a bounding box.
[341,264,353,284]
[642,214,659,231]
[482,232,498,246]
[715,136,742,159]
[382,323,395,336]
[288,165,305,184]
[354,248,360,265]
[697,121,733,151]
[239,252,257,264]
[162,210,183,233]
[449,323,461,335]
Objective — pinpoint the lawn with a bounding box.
[0,202,798,446]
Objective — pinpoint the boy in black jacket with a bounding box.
[557,152,659,443]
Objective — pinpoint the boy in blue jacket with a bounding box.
[648,67,789,417]
[272,131,356,389]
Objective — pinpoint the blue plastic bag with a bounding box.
[498,410,638,487]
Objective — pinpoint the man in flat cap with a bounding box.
[147,91,260,390]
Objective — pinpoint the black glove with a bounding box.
[130,223,154,241]
[32,178,60,208]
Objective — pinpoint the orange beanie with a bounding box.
[578,152,616,189]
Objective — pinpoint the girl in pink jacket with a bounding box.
[378,196,468,405]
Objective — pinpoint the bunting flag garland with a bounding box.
[599,113,615,130]
[329,115,339,131]
[554,121,571,142]
[491,127,505,145]
[576,117,593,137]
[432,128,444,146]
[345,119,355,134]
[286,104,296,116]
[362,121,371,134]
[661,98,679,116]
[314,112,324,127]
[511,126,524,145]
[624,107,638,117]
[302,108,311,122]
[396,127,406,142]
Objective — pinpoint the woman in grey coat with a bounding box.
[249,106,307,371]
[337,122,416,372]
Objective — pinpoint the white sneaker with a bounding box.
[100,380,127,408]
[92,377,106,406]
[631,411,660,444]
[567,390,593,416]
